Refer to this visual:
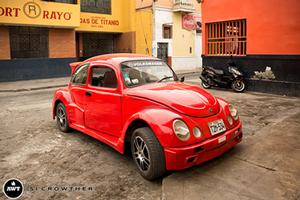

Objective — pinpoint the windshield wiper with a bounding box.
[157,76,174,83]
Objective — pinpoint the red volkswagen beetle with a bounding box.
[52,54,242,180]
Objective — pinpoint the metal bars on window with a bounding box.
[81,0,111,14]
[82,33,114,58]
[43,0,77,4]
[9,27,49,59]
[206,19,247,56]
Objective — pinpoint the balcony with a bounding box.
[173,0,195,13]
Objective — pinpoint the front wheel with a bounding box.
[131,127,166,180]
[232,79,246,92]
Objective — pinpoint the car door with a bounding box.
[84,65,122,138]
[69,64,89,127]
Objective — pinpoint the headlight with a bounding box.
[193,127,202,138]
[229,104,239,120]
[173,119,190,141]
[228,115,233,125]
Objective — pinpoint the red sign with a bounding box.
[182,14,196,30]
[182,14,201,32]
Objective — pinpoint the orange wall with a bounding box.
[202,0,300,55]
[0,26,10,60]
[49,29,76,58]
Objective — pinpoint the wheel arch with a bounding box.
[121,108,180,154]
[53,99,64,119]
[52,89,71,119]
[124,119,150,143]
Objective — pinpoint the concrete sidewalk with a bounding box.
[162,110,300,200]
[0,77,70,92]
[0,70,201,92]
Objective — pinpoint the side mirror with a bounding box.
[180,77,185,82]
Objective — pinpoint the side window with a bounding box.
[71,64,89,85]
[90,67,118,89]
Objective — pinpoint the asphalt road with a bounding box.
[0,82,299,200]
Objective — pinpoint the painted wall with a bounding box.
[172,12,202,70]
[135,10,152,55]
[202,0,300,55]
[77,0,136,33]
[152,7,173,57]
[172,13,194,57]
[0,26,10,59]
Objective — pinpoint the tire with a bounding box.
[131,127,166,180]
[201,81,211,89]
[56,103,70,132]
[232,79,246,92]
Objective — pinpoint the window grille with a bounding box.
[81,0,111,14]
[43,0,77,4]
[9,27,49,59]
[82,33,114,58]
[206,19,247,56]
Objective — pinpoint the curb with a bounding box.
[0,84,68,93]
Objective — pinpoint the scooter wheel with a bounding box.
[201,81,211,89]
[232,80,246,92]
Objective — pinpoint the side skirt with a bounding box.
[69,123,125,154]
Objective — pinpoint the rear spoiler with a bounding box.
[69,62,82,74]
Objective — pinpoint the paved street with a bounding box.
[0,79,300,200]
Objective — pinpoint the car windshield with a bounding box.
[121,60,177,87]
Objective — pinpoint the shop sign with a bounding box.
[0,0,79,27]
[80,16,119,28]
[77,11,125,32]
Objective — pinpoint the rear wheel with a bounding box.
[131,127,166,180]
[56,103,70,132]
[201,81,211,89]
[232,79,246,92]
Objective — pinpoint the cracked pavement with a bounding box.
[0,79,300,200]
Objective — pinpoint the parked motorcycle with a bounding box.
[199,61,246,92]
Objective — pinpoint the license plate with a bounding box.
[209,119,226,136]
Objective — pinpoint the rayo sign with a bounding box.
[0,2,72,20]
[0,0,79,27]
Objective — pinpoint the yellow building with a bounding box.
[137,0,202,71]
[0,0,152,81]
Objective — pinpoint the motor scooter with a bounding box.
[199,61,246,92]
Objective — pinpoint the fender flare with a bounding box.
[52,89,73,119]
[120,108,181,152]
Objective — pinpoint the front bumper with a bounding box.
[164,123,242,170]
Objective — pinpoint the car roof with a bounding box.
[84,53,160,65]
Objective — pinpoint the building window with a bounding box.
[9,27,49,59]
[81,0,111,14]
[43,0,77,4]
[206,19,247,56]
[163,25,172,39]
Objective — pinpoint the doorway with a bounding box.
[157,43,168,64]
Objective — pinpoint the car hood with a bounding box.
[125,82,220,117]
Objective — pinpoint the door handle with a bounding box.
[85,91,92,97]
